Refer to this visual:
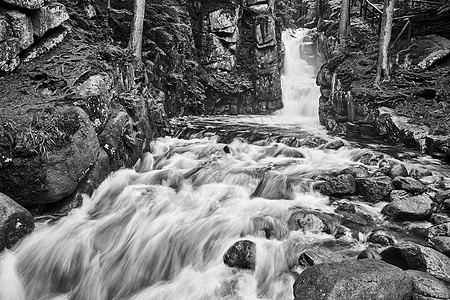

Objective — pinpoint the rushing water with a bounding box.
[0,29,448,300]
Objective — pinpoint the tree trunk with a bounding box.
[375,0,396,84]
[316,0,323,28]
[339,0,351,47]
[128,0,145,65]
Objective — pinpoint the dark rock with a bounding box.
[223,240,256,270]
[430,236,450,257]
[381,242,450,283]
[287,210,339,235]
[430,213,450,225]
[357,152,383,166]
[0,193,34,251]
[378,159,408,178]
[356,176,394,203]
[435,190,450,203]
[406,270,450,300]
[357,248,382,260]
[293,259,413,300]
[367,230,397,246]
[410,167,433,179]
[382,194,433,221]
[427,222,450,239]
[393,176,427,195]
[314,174,356,196]
[341,165,370,178]
[298,247,347,267]
[316,63,332,87]
[255,15,276,48]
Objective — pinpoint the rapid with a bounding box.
[0,28,448,300]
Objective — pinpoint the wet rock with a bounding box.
[429,236,450,257]
[288,210,338,235]
[430,213,450,225]
[341,165,370,178]
[393,176,427,195]
[382,194,433,221]
[367,230,397,246]
[298,247,347,266]
[406,270,450,300]
[251,171,294,200]
[322,139,345,150]
[378,159,408,178]
[390,189,411,201]
[251,215,289,240]
[3,0,45,9]
[223,240,256,270]
[357,152,384,166]
[435,190,450,203]
[31,3,69,37]
[356,176,394,203]
[313,174,356,196]
[427,222,450,239]
[316,63,332,87]
[420,176,443,185]
[0,192,34,250]
[410,167,433,179]
[357,248,382,260]
[3,10,34,50]
[381,242,450,283]
[293,259,413,300]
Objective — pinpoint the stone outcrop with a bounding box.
[0,0,69,73]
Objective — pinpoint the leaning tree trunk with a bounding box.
[128,0,146,65]
[375,0,396,84]
[339,0,351,47]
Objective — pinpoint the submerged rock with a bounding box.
[0,192,34,250]
[381,242,450,283]
[356,176,394,203]
[223,240,256,270]
[293,259,413,300]
[406,270,450,300]
[382,194,433,221]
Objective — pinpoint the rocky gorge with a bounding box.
[0,0,450,299]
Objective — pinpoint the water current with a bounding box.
[0,29,449,300]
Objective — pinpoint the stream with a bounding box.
[0,29,449,300]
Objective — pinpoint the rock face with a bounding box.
[293,259,413,300]
[381,242,450,283]
[0,1,69,73]
[223,240,256,270]
[0,192,34,250]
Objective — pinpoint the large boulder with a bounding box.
[0,107,101,206]
[406,270,450,300]
[223,240,256,270]
[382,193,433,221]
[293,259,413,300]
[381,242,450,283]
[393,176,427,195]
[3,10,34,50]
[313,174,356,196]
[0,192,34,250]
[31,3,69,37]
[356,176,394,202]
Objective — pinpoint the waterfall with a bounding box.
[281,29,322,120]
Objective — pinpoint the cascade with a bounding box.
[280,28,322,120]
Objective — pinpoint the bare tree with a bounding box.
[339,0,351,47]
[128,0,146,65]
[316,0,323,28]
[375,0,396,84]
